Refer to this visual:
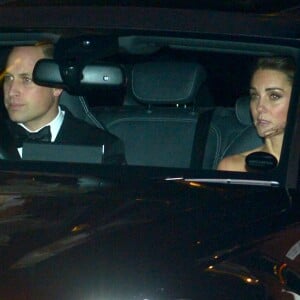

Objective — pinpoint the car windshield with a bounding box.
[0,4,299,187]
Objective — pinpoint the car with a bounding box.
[198,221,300,299]
[0,1,299,299]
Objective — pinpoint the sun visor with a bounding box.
[33,59,125,95]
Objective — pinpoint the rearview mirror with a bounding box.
[33,59,125,95]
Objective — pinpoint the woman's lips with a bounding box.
[256,119,271,126]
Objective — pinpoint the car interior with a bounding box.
[0,33,296,171]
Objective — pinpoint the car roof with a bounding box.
[0,0,299,14]
[0,5,300,43]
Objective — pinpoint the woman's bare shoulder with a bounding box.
[218,149,257,172]
[217,145,265,172]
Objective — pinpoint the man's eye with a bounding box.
[22,76,32,84]
[3,74,13,82]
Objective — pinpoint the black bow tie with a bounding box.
[10,124,52,147]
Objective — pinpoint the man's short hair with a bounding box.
[35,41,54,59]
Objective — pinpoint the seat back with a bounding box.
[59,83,263,170]
[223,96,264,156]
[204,96,263,169]
[95,60,212,168]
[59,91,106,129]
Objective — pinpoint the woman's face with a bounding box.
[250,68,292,138]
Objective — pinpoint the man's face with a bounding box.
[3,46,62,131]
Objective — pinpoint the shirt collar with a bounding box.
[18,106,65,142]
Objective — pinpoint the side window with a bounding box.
[298,160,300,189]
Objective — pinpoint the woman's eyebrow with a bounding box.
[250,86,285,92]
[265,87,284,92]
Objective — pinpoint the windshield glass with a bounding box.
[0,33,299,183]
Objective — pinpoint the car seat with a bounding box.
[123,60,214,107]
[59,91,106,129]
[204,96,263,169]
[224,95,264,155]
[95,60,213,168]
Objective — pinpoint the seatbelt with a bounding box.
[190,108,215,169]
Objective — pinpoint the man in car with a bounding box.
[2,43,126,164]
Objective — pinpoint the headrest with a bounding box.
[59,91,105,129]
[235,96,253,126]
[131,61,207,105]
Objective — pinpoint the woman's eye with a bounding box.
[250,93,259,100]
[270,93,281,101]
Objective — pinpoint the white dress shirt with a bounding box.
[17,106,65,157]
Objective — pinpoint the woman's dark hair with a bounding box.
[252,56,296,84]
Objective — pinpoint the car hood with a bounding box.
[0,168,291,299]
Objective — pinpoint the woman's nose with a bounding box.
[256,98,267,113]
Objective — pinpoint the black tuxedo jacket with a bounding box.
[4,110,126,164]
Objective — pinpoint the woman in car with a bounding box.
[217,56,295,172]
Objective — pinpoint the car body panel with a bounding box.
[0,170,293,299]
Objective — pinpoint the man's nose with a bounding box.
[7,80,20,97]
